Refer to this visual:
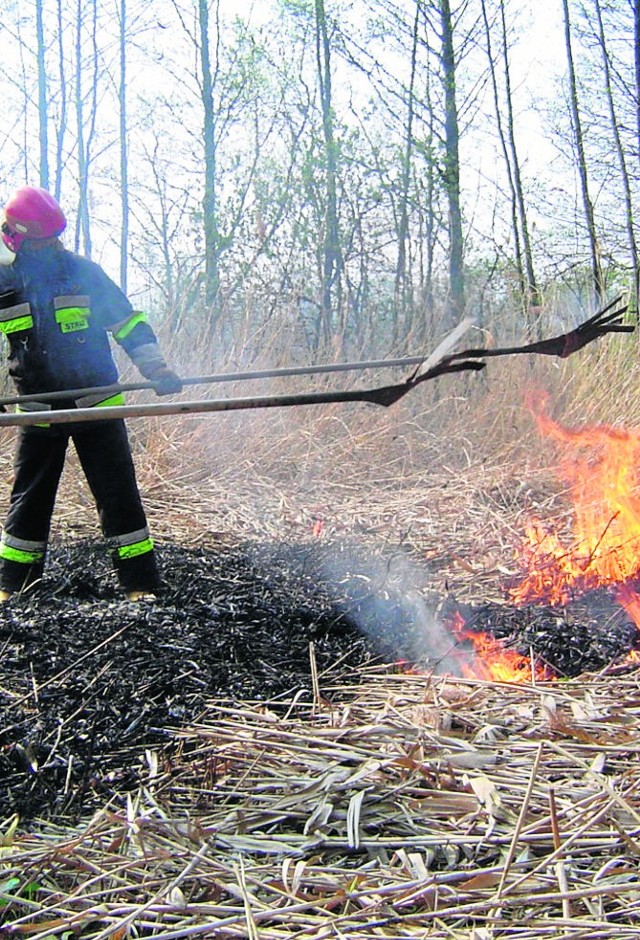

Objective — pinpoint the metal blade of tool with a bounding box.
[444,295,632,362]
[405,316,475,379]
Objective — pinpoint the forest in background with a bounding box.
[1,0,638,375]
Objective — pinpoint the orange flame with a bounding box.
[510,391,640,629]
[448,611,547,683]
[444,392,640,680]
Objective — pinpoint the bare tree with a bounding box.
[481,0,540,334]
[53,0,68,200]
[35,0,49,188]
[130,131,198,330]
[417,64,438,336]
[74,0,100,256]
[438,0,465,327]
[635,0,640,168]
[592,0,639,309]
[197,0,221,315]
[314,0,344,351]
[561,0,604,305]
[394,0,421,345]
[118,0,129,292]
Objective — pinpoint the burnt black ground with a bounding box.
[0,540,379,824]
[0,538,638,825]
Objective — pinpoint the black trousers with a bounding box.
[0,419,160,593]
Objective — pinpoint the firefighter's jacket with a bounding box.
[0,242,161,399]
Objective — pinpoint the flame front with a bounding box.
[446,392,640,681]
[510,392,640,626]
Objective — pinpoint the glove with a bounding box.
[151,367,183,396]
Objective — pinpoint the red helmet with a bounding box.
[1,186,67,252]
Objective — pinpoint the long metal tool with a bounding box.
[0,359,486,428]
[0,353,435,409]
[0,322,481,427]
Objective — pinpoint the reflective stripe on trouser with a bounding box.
[113,528,154,560]
[0,532,46,564]
[0,529,47,594]
[16,400,52,428]
[0,419,160,593]
[0,531,47,593]
[75,392,125,408]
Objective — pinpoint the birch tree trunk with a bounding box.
[198,0,220,317]
[118,0,129,293]
[592,0,638,311]
[497,0,540,327]
[480,0,524,297]
[394,0,421,347]
[634,0,640,171]
[53,0,67,200]
[74,0,99,257]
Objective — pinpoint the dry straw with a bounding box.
[2,665,640,938]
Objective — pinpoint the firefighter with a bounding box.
[0,185,182,601]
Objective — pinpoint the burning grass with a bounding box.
[2,352,640,936]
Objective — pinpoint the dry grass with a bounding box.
[2,348,640,937]
[2,670,640,938]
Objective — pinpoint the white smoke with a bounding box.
[259,539,467,675]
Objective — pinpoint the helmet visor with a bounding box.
[2,220,25,252]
